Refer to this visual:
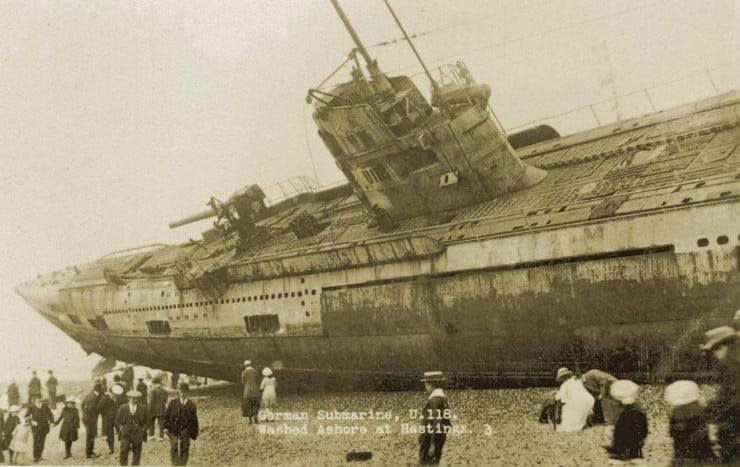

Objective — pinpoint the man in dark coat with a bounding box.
[81,383,103,458]
[45,370,59,410]
[701,326,739,463]
[6,380,20,407]
[241,361,260,424]
[418,371,452,466]
[99,385,121,454]
[122,367,135,394]
[581,368,618,424]
[115,389,148,466]
[136,378,148,406]
[148,377,169,441]
[28,396,54,462]
[164,383,199,466]
[27,371,42,405]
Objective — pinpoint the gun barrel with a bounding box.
[169,209,216,229]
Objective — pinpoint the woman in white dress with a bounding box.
[554,367,595,432]
[259,367,277,421]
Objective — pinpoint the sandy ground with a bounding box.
[5,381,717,466]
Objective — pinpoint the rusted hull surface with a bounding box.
[59,247,737,383]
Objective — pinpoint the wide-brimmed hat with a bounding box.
[700,326,737,351]
[65,397,78,405]
[611,379,640,404]
[555,367,573,382]
[111,384,124,396]
[8,405,20,413]
[664,380,700,406]
[262,367,273,377]
[126,389,142,398]
[420,371,446,382]
[244,360,252,366]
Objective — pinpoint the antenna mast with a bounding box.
[330,0,392,93]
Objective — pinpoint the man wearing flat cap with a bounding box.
[418,371,452,465]
[701,326,739,463]
[99,385,121,455]
[164,383,199,466]
[115,389,149,466]
[82,382,103,458]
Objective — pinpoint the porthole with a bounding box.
[301,278,305,283]
[247,297,251,302]
[311,290,317,295]
[697,238,709,247]
[301,300,305,306]
[297,291,302,297]
[271,294,276,299]
[278,293,282,299]
[305,311,310,317]
[291,292,295,297]
[717,235,729,245]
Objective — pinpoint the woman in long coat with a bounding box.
[55,398,80,459]
[241,361,261,424]
[554,367,594,432]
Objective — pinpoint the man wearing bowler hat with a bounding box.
[418,371,452,465]
[164,383,199,466]
[115,389,148,466]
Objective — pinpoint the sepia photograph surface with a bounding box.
[1,1,738,465]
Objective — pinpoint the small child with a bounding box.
[9,414,33,465]
[664,380,715,463]
[55,398,81,459]
[604,379,648,463]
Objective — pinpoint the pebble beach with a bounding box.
[15,380,715,466]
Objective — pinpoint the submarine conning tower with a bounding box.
[309,0,547,230]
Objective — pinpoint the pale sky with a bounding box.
[1,0,738,383]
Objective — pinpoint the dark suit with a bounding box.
[81,390,101,457]
[115,403,148,466]
[28,376,42,403]
[28,403,54,461]
[241,367,260,419]
[418,389,452,465]
[164,398,199,465]
[148,385,169,438]
[98,393,118,453]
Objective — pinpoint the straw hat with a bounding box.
[111,384,124,396]
[664,380,700,406]
[244,360,252,366]
[699,326,737,351]
[555,367,573,382]
[8,405,20,413]
[65,397,78,405]
[420,371,446,382]
[611,379,640,404]
[262,367,273,377]
[126,389,142,398]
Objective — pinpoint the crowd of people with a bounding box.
[0,369,200,466]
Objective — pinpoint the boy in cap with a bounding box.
[604,379,648,463]
[418,371,452,466]
[664,380,715,463]
[164,383,199,466]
